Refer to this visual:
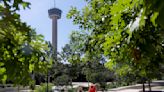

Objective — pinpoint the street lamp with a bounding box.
[46,41,53,92]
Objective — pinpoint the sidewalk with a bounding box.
[108,80,164,92]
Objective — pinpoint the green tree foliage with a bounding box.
[0,0,51,85]
[50,62,71,86]
[35,83,53,92]
[82,61,113,90]
[60,31,88,63]
[60,31,114,88]
[67,0,164,88]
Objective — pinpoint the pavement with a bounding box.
[71,81,164,92]
[108,80,164,92]
[0,87,31,92]
[1,80,164,92]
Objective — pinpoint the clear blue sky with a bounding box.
[19,0,86,51]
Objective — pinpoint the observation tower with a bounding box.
[48,0,62,53]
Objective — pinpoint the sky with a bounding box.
[19,0,86,52]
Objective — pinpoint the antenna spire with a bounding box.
[54,0,56,7]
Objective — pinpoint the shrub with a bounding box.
[68,88,77,92]
[35,83,53,92]
[29,80,35,90]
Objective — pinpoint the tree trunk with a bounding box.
[71,79,73,89]
[46,71,49,92]
[18,85,20,92]
[142,82,145,92]
[148,80,151,91]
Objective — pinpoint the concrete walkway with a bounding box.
[0,87,31,92]
[71,81,164,92]
[1,81,164,92]
[108,80,164,92]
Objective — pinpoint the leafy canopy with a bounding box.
[0,0,52,85]
[67,0,164,80]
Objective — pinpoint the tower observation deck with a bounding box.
[48,2,62,54]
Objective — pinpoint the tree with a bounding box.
[61,30,114,91]
[82,61,113,91]
[0,0,51,86]
[67,0,164,91]
[60,31,88,63]
[52,63,71,86]
[51,53,82,86]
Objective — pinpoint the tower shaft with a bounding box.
[52,18,58,53]
[48,6,61,58]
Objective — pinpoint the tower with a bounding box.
[48,0,62,54]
